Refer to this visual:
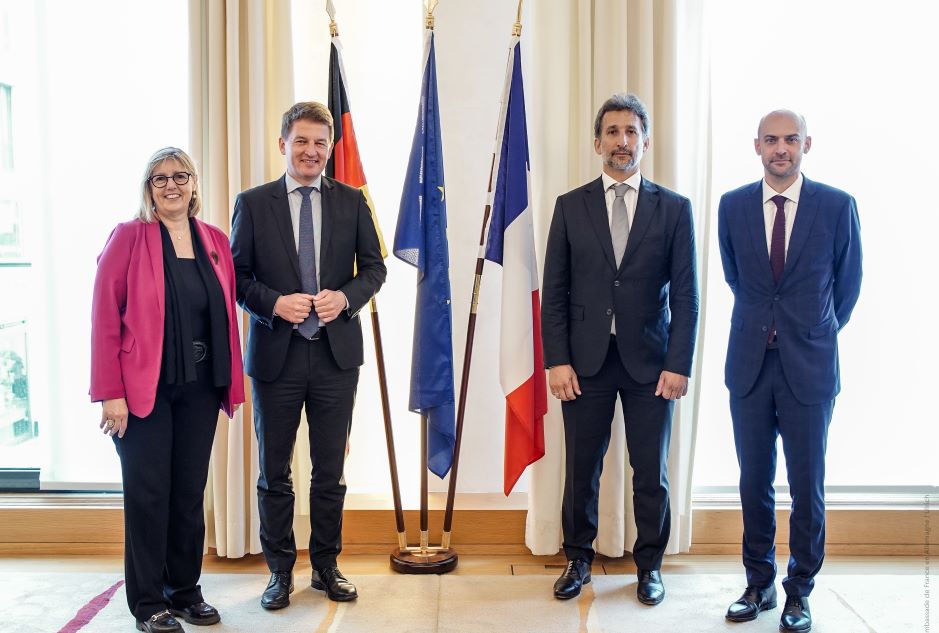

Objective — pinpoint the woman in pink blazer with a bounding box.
[90,147,244,633]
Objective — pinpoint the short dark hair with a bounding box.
[280,101,334,140]
[593,93,651,139]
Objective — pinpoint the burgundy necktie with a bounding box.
[770,195,787,283]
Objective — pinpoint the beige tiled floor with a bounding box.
[0,553,924,576]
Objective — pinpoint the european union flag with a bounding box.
[393,30,455,479]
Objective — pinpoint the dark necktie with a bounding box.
[297,186,319,339]
[770,194,787,284]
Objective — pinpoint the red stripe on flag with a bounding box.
[57,579,124,633]
[503,290,547,495]
[334,112,366,188]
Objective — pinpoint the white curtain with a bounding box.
[525,0,711,557]
[188,0,295,558]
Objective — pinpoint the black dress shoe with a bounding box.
[780,595,811,632]
[312,567,358,602]
[261,571,294,610]
[726,584,777,622]
[170,601,220,626]
[636,569,665,605]
[553,559,591,600]
[136,610,184,633]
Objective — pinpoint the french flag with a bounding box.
[484,38,547,495]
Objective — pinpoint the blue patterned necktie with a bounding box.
[297,186,319,339]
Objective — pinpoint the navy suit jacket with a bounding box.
[542,176,699,383]
[230,175,386,381]
[717,175,862,405]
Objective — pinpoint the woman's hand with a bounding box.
[100,398,129,439]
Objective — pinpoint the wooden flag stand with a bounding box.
[390,415,458,573]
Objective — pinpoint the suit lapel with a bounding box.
[319,177,334,273]
[144,220,165,316]
[270,176,302,284]
[745,182,775,284]
[583,178,616,271]
[619,177,657,270]
[781,177,820,281]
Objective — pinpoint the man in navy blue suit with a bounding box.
[718,110,862,632]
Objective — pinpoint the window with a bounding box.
[0,0,189,487]
[693,1,939,492]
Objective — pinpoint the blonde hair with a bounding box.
[136,147,202,222]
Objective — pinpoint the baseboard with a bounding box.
[0,503,934,557]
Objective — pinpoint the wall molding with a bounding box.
[1,494,934,557]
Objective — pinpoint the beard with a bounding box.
[605,151,639,174]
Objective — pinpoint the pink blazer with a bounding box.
[90,218,245,418]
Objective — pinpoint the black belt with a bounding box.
[292,328,324,342]
[193,340,209,363]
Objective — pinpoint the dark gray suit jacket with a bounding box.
[230,174,386,381]
[541,176,699,383]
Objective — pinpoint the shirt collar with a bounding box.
[602,170,642,193]
[286,173,322,194]
[762,172,803,205]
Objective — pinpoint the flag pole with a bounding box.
[325,1,407,553]
[389,0,458,573]
[441,0,524,548]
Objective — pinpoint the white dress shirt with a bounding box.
[761,173,803,258]
[601,170,642,335]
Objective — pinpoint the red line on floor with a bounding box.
[57,579,125,633]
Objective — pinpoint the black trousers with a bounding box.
[731,348,833,597]
[114,362,220,622]
[561,338,674,570]
[252,332,359,572]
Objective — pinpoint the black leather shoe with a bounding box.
[726,584,777,622]
[312,567,358,602]
[170,602,220,626]
[780,595,811,632]
[636,569,665,605]
[553,559,591,600]
[261,571,294,610]
[136,610,183,633]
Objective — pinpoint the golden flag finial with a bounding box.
[424,0,439,30]
[326,0,339,36]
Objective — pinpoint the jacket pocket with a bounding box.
[808,316,836,339]
[120,330,136,353]
[569,304,585,321]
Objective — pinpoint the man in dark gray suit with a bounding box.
[230,101,386,609]
[542,93,699,604]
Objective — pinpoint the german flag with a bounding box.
[326,35,388,258]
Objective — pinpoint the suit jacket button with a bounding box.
[614,281,620,287]
[774,295,780,301]
[606,308,613,316]
[761,326,768,332]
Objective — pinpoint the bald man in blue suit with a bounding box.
[718,110,862,632]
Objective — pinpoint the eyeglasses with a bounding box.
[148,172,192,188]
